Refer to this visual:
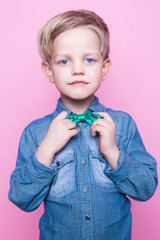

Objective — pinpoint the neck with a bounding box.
[60,95,95,114]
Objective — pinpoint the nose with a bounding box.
[71,61,85,75]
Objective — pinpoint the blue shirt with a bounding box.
[8,97,158,240]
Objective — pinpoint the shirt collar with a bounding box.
[88,96,100,112]
[55,96,101,115]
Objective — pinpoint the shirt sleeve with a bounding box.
[8,126,56,212]
[104,114,158,201]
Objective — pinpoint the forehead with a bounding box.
[52,26,101,55]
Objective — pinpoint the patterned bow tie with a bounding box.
[66,109,101,125]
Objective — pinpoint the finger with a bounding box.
[91,125,104,136]
[56,111,69,120]
[66,121,77,129]
[92,118,116,132]
[92,118,109,128]
[94,112,113,122]
[69,128,79,138]
[64,118,77,129]
[91,117,114,133]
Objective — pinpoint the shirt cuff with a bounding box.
[104,149,136,183]
[28,151,56,185]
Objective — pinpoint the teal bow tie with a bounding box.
[66,109,101,125]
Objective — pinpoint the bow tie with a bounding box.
[66,109,101,125]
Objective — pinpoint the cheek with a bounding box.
[91,64,103,74]
[91,67,103,80]
[52,68,66,82]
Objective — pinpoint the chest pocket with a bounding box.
[90,149,115,188]
[49,151,75,198]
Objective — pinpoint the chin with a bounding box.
[70,95,95,103]
[70,94,91,100]
[69,91,94,99]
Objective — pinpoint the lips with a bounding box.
[69,80,89,85]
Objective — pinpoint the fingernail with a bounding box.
[77,127,80,132]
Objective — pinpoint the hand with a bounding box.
[91,112,120,169]
[36,111,78,166]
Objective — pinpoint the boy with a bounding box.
[8,10,158,240]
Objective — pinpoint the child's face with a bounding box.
[42,26,110,105]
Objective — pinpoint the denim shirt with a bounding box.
[8,97,158,240]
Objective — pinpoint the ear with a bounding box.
[41,61,54,83]
[102,58,111,81]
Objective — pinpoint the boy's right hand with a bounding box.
[36,111,78,166]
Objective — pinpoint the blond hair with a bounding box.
[37,10,110,64]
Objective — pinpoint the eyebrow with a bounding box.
[83,52,101,57]
[54,54,71,59]
[54,52,101,59]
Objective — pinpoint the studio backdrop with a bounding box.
[0,0,160,239]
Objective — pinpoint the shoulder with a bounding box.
[98,102,133,122]
[21,112,56,145]
[106,108,133,123]
[99,103,136,134]
[26,113,54,130]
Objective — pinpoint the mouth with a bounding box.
[69,80,89,85]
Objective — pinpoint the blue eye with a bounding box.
[85,58,94,64]
[60,60,69,65]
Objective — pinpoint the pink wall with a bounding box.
[1,0,160,239]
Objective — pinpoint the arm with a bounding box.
[91,112,158,201]
[8,126,55,212]
[8,111,78,212]
[106,115,158,201]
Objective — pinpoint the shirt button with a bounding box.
[57,161,61,166]
[81,159,86,165]
[83,187,88,193]
[85,215,90,221]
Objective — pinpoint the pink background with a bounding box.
[1,0,160,239]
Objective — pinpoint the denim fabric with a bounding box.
[8,97,158,240]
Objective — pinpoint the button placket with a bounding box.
[77,125,93,239]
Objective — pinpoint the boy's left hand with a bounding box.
[91,112,120,169]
